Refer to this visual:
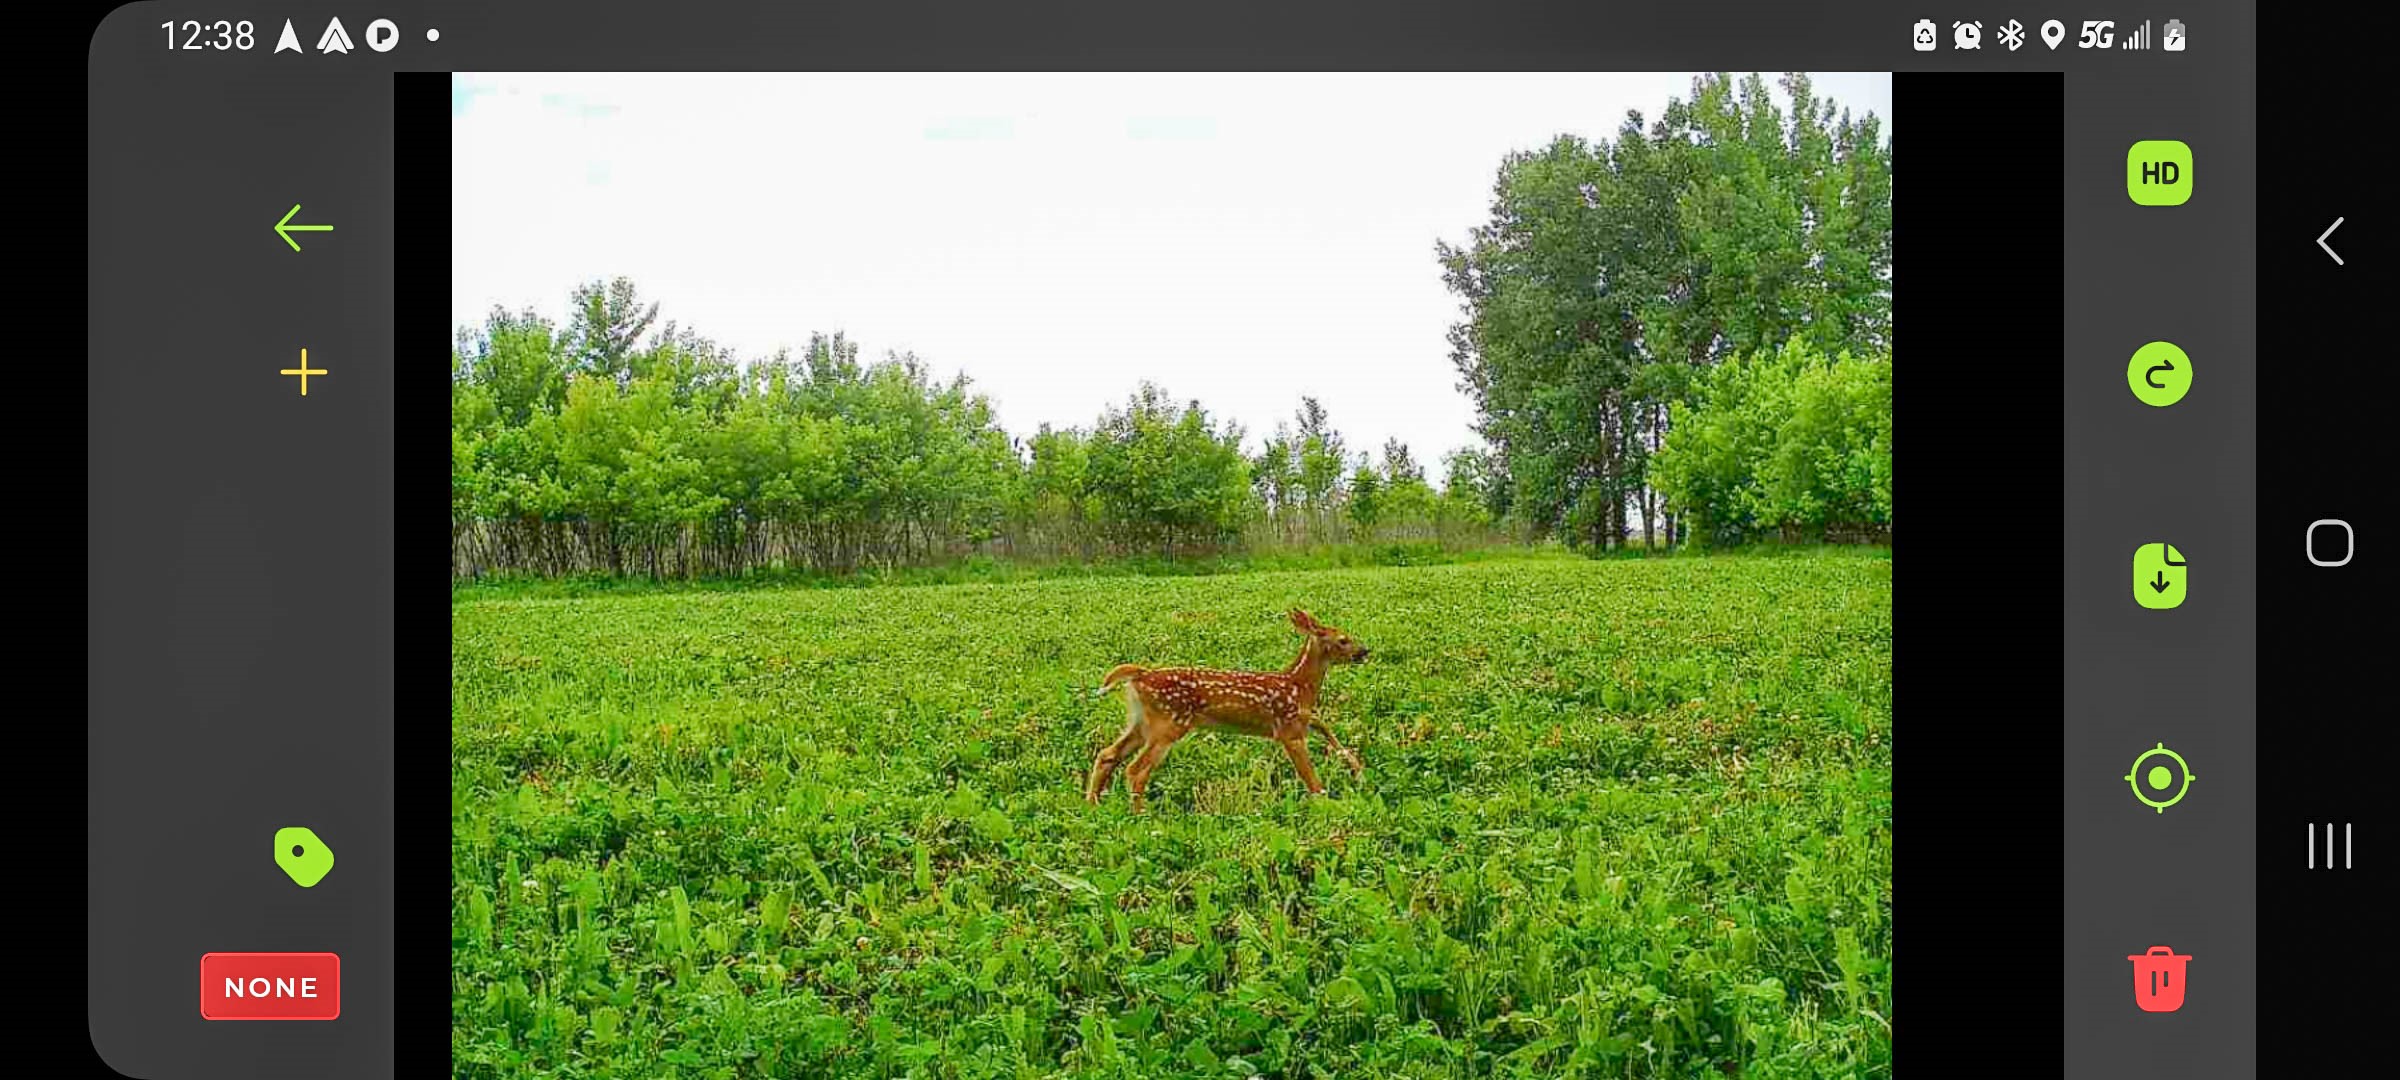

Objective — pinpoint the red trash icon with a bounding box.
[2129,945,2190,1012]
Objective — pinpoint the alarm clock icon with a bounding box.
[1953,21,1982,50]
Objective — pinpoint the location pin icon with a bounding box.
[275,827,335,888]
[2041,19,2065,49]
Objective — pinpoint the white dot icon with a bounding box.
[427,28,441,42]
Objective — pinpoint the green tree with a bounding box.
[1438,73,1891,551]
[1023,424,1097,558]
[564,277,662,386]
[1251,430,1300,541]
[456,307,568,426]
[1085,384,1254,556]
[1346,464,1383,530]
[1649,340,1891,544]
[1293,397,1348,540]
[1379,438,1424,486]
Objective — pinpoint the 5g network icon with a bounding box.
[2078,20,2117,49]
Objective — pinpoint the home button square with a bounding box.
[2307,520,2353,567]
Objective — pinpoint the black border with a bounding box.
[407,70,2074,1076]
[2254,35,2379,1069]
[395,71,451,1079]
[1889,73,2066,1061]
[58,33,2076,1075]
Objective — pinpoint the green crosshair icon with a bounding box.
[2124,743,2195,813]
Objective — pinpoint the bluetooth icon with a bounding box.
[1998,19,2026,51]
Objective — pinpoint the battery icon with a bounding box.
[2164,20,2186,51]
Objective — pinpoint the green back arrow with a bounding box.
[275,204,334,251]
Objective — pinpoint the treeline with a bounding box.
[451,283,1504,580]
[452,71,1895,579]
[1440,73,1893,548]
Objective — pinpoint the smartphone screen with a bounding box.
[77,3,2347,1077]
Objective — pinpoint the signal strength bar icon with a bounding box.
[2306,822,2351,869]
[2121,20,2152,50]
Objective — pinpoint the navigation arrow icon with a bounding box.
[274,19,301,54]
[274,204,333,252]
[2319,217,2345,265]
[317,17,353,54]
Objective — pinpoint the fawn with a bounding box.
[1086,609,1369,811]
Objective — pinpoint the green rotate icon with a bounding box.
[2127,341,2192,407]
[2124,743,2195,813]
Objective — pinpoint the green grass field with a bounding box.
[452,550,1892,1078]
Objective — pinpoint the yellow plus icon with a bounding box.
[280,348,326,396]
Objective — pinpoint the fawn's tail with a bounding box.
[1097,664,1146,694]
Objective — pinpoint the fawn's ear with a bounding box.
[1288,609,1319,632]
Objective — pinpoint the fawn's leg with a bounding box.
[1087,685,1150,804]
[1279,736,1328,796]
[1086,721,1144,804]
[1123,721,1190,813]
[1309,716,1363,778]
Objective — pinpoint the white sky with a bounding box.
[452,72,1891,469]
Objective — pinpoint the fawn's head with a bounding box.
[1288,609,1369,663]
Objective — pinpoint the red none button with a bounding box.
[199,952,340,1020]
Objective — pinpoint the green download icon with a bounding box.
[2134,543,2188,610]
[275,827,334,888]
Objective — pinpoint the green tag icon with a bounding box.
[274,827,334,888]
[2127,341,2192,407]
[2134,543,2188,610]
